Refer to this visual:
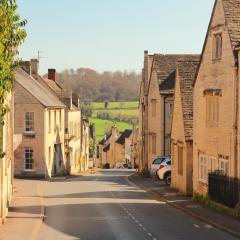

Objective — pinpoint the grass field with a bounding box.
[89,117,132,142]
[91,101,138,109]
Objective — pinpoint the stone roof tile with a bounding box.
[177,59,200,141]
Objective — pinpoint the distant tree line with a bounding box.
[56,68,141,102]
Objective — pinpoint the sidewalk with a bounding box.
[128,173,240,238]
[0,179,44,240]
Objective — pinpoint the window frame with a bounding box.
[24,147,34,171]
[25,112,35,133]
[198,154,208,183]
[213,33,222,60]
[206,95,219,126]
[219,157,229,175]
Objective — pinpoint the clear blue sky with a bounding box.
[18,0,215,74]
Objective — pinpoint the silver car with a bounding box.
[150,156,171,176]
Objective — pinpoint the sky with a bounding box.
[18,0,215,74]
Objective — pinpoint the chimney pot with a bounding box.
[30,59,39,75]
[19,61,31,75]
[48,69,56,81]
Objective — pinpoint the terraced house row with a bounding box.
[14,60,92,178]
[138,0,240,206]
[0,59,93,224]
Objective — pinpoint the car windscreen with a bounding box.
[153,158,164,164]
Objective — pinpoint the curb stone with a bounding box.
[126,174,240,239]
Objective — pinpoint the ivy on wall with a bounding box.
[0,0,26,155]
[0,0,26,121]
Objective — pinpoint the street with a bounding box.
[35,170,237,240]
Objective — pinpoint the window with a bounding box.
[153,158,164,165]
[25,112,34,132]
[178,146,183,175]
[209,156,217,172]
[48,111,51,133]
[152,134,156,154]
[213,34,222,60]
[25,148,34,170]
[219,156,229,175]
[199,154,208,182]
[206,96,219,125]
[151,99,157,117]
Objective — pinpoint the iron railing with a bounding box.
[208,171,239,208]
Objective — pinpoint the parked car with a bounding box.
[115,162,124,169]
[157,158,171,185]
[150,156,170,176]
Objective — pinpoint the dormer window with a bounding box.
[213,34,222,60]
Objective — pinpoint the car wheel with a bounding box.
[165,174,171,186]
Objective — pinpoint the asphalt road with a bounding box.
[37,170,238,240]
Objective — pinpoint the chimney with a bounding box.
[30,59,39,75]
[19,61,31,75]
[48,69,56,81]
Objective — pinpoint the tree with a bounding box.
[0,0,27,154]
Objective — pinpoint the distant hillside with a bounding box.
[56,68,141,102]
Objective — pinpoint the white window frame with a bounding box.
[209,156,217,172]
[198,154,208,183]
[219,157,229,175]
[24,147,34,171]
[25,112,35,133]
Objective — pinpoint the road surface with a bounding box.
[37,170,238,240]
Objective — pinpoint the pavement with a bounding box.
[0,179,44,240]
[0,170,239,240]
[128,173,240,238]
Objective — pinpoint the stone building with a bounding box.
[30,63,83,175]
[98,126,119,168]
[193,0,240,196]
[139,52,198,171]
[171,59,199,195]
[115,129,133,164]
[14,69,66,178]
[0,92,14,223]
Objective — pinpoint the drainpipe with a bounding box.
[235,49,240,201]
[163,96,166,156]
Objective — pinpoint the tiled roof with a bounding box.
[152,54,199,91]
[177,59,200,141]
[16,69,66,108]
[222,0,240,48]
[116,129,132,145]
[33,74,63,98]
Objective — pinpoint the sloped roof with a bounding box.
[177,59,200,141]
[152,54,200,91]
[116,129,132,145]
[99,131,112,145]
[33,74,63,97]
[103,143,110,152]
[15,69,66,108]
[222,0,240,48]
